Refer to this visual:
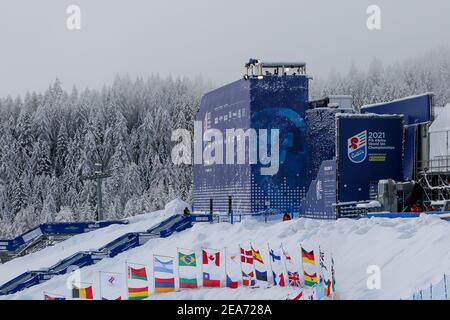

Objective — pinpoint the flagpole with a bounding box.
[152,254,155,295]
[250,242,257,287]
[224,247,227,288]
[99,271,102,301]
[267,243,275,286]
[125,262,129,300]
[300,243,305,288]
[176,247,181,292]
[238,244,244,286]
[280,243,290,287]
[200,247,204,288]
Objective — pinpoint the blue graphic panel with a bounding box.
[193,79,251,214]
[361,94,433,125]
[249,76,309,214]
[300,159,337,219]
[193,76,309,215]
[305,108,354,182]
[337,115,404,203]
[403,126,417,180]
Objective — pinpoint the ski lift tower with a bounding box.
[81,163,112,221]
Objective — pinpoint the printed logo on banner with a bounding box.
[315,180,322,201]
[347,130,367,164]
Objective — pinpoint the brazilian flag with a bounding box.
[178,252,196,267]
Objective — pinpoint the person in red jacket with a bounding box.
[410,203,422,213]
[282,212,292,221]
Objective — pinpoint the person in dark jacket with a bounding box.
[183,207,191,217]
[282,212,292,221]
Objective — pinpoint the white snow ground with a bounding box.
[0,199,189,287]
[1,209,450,300]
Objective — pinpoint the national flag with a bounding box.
[301,247,315,265]
[287,291,303,300]
[72,285,93,300]
[226,254,240,289]
[268,246,285,286]
[100,272,123,301]
[154,256,174,274]
[155,277,175,293]
[273,271,286,287]
[178,252,196,267]
[203,272,221,287]
[242,271,256,287]
[304,271,318,287]
[324,279,332,297]
[315,278,325,300]
[331,256,336,292]
[288,271,301,287]
[127,286,149,300]
[202,249,220,266]
[251,247,264,264]
[44,293,65,300]
[281,246,292,262]
[240,247,253,264]
[180,277,198,289]
[127,266,148,281]
[102,297,122,300]
[269,249,281,263]
[319,247,327,271]
[255,269,268,282]
[178,250,198,289]
[226,275,239,289]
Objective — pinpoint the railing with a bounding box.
[0,214,212,296]
[408,274,449,300]
[417,156,450,173]
[0,220,128,253]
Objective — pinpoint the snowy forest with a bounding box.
[1,48,450,237]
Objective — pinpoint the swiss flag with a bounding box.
[202,249,220,266]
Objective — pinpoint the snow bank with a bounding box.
[2,214,449,300]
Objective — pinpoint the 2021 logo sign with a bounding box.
[347,130,367,164]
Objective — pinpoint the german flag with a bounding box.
[301,247,315,265]
[128,287,149,300]
[72,286,93,300]
[304,271,318,287]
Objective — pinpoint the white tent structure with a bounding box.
[429,103,450,171]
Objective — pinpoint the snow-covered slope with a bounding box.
[0,199,189,287]
[2,213,450,300]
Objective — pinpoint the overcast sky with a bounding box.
[0,0,450,97]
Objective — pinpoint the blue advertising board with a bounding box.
[300,159,337,219]
[403,125,417,180]
[336,114,404,204]
[193,75,309,215]
[361,93,433,125]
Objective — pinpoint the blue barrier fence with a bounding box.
[0,214,212,296]
[0,220,128,253]
[367,211,450,220]
[408,274,449,300]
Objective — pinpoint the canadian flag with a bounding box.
[202,249,220,267]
